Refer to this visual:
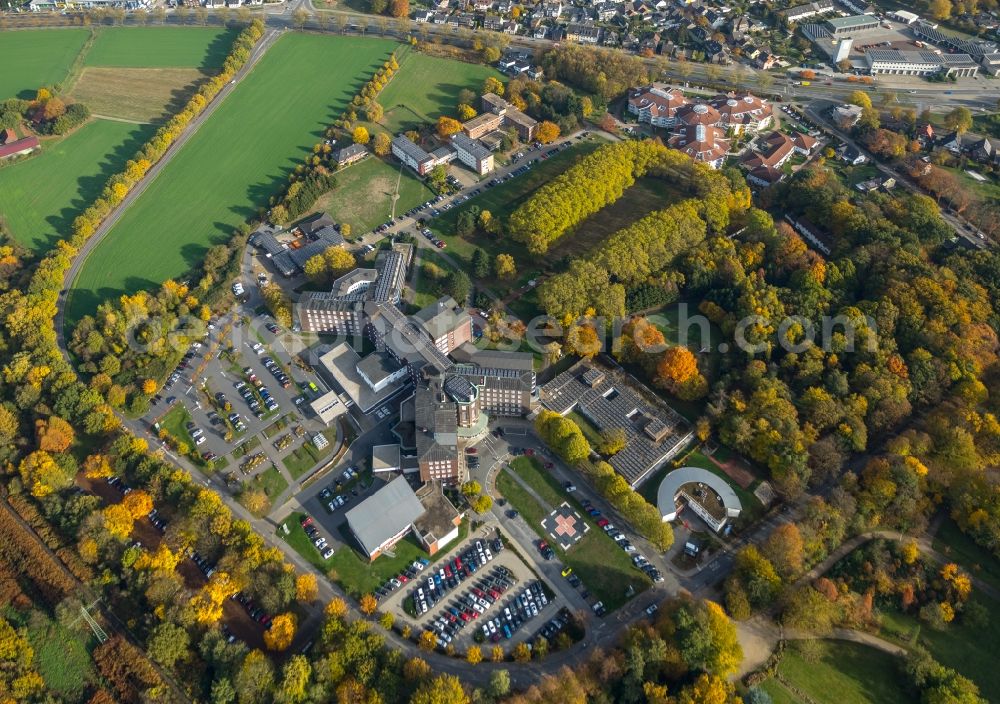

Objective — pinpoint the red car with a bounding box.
[398,573,409,583]
[466,447,477,454]
[300,516,313,528]
[544,462,554,469]
[525,448,535,456]
[597,518,610,528]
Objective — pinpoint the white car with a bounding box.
[322,547,335,559]
[232,282,244,296]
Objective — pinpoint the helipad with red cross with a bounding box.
[541,503,589,550]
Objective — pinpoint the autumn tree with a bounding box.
[495,253,517,280]
[359,593,378,615]
[457,103,477,121]
[390,0,408,17]
[373,131,391,156]
[264,613,297,651]
[466,645,483,664]
[944,106,973,135]
[295,573,318,603]
[122,490,153,519]
[437,116,462,138]
[83,454,113,479]
[103,503,134,540]
[762,523,805,580]
[36,416,75,452]
[411,675,469,704]
[847,90,872,109]
[483,76,504,97]
[352,126,370,144]
[536,120,560,144]
[19,450,73,498]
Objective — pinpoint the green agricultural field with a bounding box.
[374,52,502,134]
[69,33,399,324]
[0,28,89,99]
[0,119,154,253]
[761,640,910,704]
[312,155,434,235]
[84,26,238,68]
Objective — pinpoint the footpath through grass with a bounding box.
[762,640,909,704]
[69,33,399,324]
[84,26,237,69]
[0,119,155,254]
[0,28,90,99]
[497,456,650,611]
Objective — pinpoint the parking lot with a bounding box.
[373,532,567,652]
[144,311,340,502]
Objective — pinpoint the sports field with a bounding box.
[312,156,434,234]
[69,33,399,324]
[0,119,154,253]
[84,26,237,69]
[375,52,502,134]
[0,28,90,99]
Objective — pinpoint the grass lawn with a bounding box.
[326,519,469,598]
[499,457,650,611]
[0,118,154,254]
[765,640,910,704]
[373,51,502,135]
[4,607,95,699]
[68,33,399,325]
[931,517,1000,593]
[85,26,237,69]
[427,138,604,290]
[0,28,90,99]
[880,600,1000,700]
[280,513,333,573]
[312,155,434,234]
[282,428,338,479]
[254,465,288,499]
[158,402,195,446]
[566,411,604,448]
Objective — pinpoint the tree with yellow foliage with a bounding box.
[483,76,504,96]
[418,629,437,651]
[325,597,348,620]
[536,121,560,144]
[352,126,370,144]
[466,645,482,664]
[19,450,73,498]
[122,490,153,519]
[491,644,504,662]
[495,253,517,280]
[189,572,236,625]
[457,103,477,121]
[135,544,180,573]
[437,116,462,138]
[141,379,158,395]
[411,675,469,704]
[295,574,318,603]
[83,453,113,479]
[264,613,297,651]
[512,642,531,661]
[359,593,378,615]
[103,503,134,540]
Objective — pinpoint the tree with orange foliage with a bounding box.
[390,0,408,17]
[36,416,75,453]
[359,593,378,615]
[141,379,158,395]
[656,346,698,388]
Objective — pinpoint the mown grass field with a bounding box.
[69,33,399,324]
[312,155,434,234]
[0,28,89,98]
[373,52,502,135]
[761,640,910,704]
[0,119,154,253]
[84,26,237,69]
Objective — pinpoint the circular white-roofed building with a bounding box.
[657,466,742,533]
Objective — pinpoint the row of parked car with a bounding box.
[232,591,272,629]
[158,341,203,397]
[399,538,502,610]
[260,356,292,389]
[423,565,518,644]
[476,580,550,645]
[299,515,335,560]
